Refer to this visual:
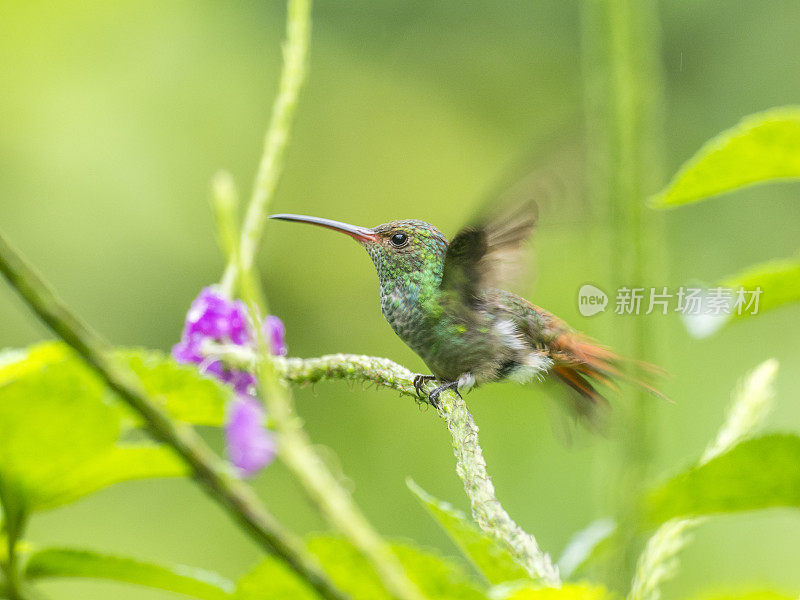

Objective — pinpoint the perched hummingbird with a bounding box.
[269,205,660,414]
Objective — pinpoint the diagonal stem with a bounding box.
[438,393,561,586]
[233,233,426,599]
[0,231,349,600]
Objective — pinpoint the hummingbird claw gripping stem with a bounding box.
[428,381,461,409]
[413,374,436,398]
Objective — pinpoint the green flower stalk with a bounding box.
[580,0,665,584]
[628,359,779,600]
[228,266,426,600]
[219,0,310,297]
[627,519,693,600]
[208,2,426,597]
[438,393,561,586]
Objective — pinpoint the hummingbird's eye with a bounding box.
[390,232,409,247]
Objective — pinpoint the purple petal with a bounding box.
[228,299,252,345]
[263,315,287,356]
[171,338,203,364]
[173,287,254,367]
[174,289,289,398]
[195,361,255,396]
[180,287,252,343]
[227,370,258,396]
[225,395,276,477]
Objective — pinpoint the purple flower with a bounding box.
[173,286,287,476]
[172,287,287,395]
[225,395,276,476]
[172,287,248,354]
[264,315,287,356]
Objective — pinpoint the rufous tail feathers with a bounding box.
[550,333,668,418]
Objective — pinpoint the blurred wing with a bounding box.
[441,201,537,303]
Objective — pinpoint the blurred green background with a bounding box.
[1,1,799,598]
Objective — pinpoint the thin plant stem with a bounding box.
[581,0,665,586]
[209,155,425,599]
[220,0,310,297]
[212,2,423,596]
[211,171,242,276]
[212,3,426,595]
[0,231,349,600]
[234,255,426,600]
[2,509,28,600]
[438,393,561,586]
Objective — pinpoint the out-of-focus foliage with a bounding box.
[646,434,800,524]
[0,346,176,513]
[407,479,531,585]
[654,107,800,336]
[0,342,233,513]
[720,257,800,321]
[25,548,235,600]
[651,107,800,208]
[693,592,797,600]
[627,359,777,600]
[688,592,796,600]
[236,536,488,600]
[556,520,616,580]
[120,348,233,426]
[500,584,615,600]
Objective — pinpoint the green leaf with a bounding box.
[2,342,232,426]
[0,355,118,513]
[236,536,486,600]
[646,434,800,524]
[407,479,530,585]
[34,445,187,511]
[0,344,197,513]
[651,106,800,207]
[721,255,800,320]
[556,519,616,580]
[681,258,800,338]
[26,548,234,600]
[0,341,71,386]
[236,557,316,600]
[116,348,231,426]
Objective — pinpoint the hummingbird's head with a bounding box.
[268,214,448,290]
[364,220,448,287]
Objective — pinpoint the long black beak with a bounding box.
[268,214,378,242]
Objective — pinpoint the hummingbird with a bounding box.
[269,205,661,414]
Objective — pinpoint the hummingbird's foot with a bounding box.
[413,374,436,398]
[428,380,461,409]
